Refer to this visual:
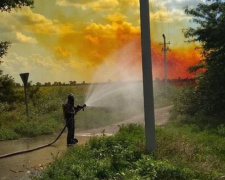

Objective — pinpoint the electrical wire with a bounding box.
[166,0,171,42]
[154,0,164,36]
[150,0,161,43]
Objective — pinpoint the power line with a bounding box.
[150,0,161,43]
[166,0,171,42]
[154,0,164,35]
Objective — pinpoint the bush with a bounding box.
[217,125,225,137]
[39,118,58,135]
[35,124,219,180]
[171,86,201,115]
[0,128,19,140]
[0,72,16,103]
[156,122,225,175]
[13,118,58,137]
[135,155,201,180]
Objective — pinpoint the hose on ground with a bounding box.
[0,125,67,159]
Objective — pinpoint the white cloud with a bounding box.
[16,32,37,43]
[56,0,97,6]
[16,7,59,34]
[1,52,87,84]
[164,0,205,10]
[0,7,59,35]
[56,0,119,11]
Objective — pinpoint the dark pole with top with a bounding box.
[139,0,156,153]
[20,73,29,117]
[162,34,168,91]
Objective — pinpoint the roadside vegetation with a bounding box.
[33,124,224,180]
[0,81,173,141]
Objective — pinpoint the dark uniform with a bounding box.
[64,94,81,146]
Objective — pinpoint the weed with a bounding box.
[0,128,19,140]
[34,124,222,180]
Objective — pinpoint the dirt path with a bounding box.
[77,105,173,136]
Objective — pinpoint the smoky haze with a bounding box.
[85,41,144,120]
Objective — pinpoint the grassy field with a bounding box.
[28,83,225,180]
[0,83,173,140]
[1,83,224,179]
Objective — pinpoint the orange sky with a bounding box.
[151,42,202,79]
[0,0,204,84]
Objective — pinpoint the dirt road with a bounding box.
[77,105,173,136]
[0,105,172,180]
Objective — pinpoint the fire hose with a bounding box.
[0,104,86,159]
[0,125,67,159]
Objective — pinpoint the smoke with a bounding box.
[84,38,201,118]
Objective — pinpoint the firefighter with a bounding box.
[64,93,86,146]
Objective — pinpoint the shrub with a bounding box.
[0,128,19,140]
[35,124,218,180]
[0,71,16,103]
[217,125,225,137]
[13,121,40,137]
[13,118,58,137]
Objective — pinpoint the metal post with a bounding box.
[20,73,29,117]
[162,34,167,91]
[24,86,29,116]
[139,0,156,153]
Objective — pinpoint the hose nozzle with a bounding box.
[82,104,86,111]
[77,104,87,111]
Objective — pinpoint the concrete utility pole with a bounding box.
[139,0,156,153]
[160,34,170,91]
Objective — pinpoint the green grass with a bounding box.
[33,124,224,180]
[0,83,173,140]
[0,128,19,140]
[156,122,225,175]
[0,85,87,140]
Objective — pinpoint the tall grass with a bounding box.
[0,83,174,140]
[0,85,88,140]
[156,122,225,175]
[33,124,224,180]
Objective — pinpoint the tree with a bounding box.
[0,0,34,63]
[0,0,33,12]
[0,0,34,102]
[183,1,225,115]
[0,69,16,102]
[0,42,10,63]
